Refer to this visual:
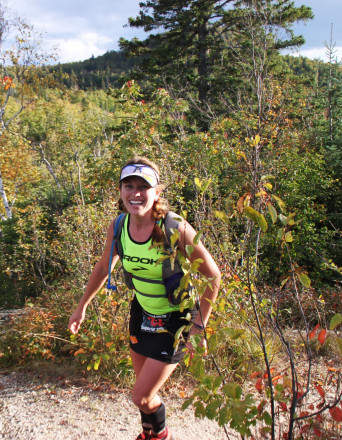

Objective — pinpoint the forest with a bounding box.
[0,0,341,438]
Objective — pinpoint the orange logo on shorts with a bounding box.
[130,336,138,344]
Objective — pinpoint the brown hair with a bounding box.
[118,156,169,243]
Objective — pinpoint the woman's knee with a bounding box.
[131,388,150,408]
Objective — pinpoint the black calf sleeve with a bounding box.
[147,403,166,434]
[140,410,152,430]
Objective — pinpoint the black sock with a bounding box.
[140,410,152,431]
[147,403,166,434]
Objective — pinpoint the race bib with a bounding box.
[141,311,169,333]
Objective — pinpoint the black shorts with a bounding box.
[129,295,196,364]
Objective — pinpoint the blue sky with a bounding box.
[7,0,342,64]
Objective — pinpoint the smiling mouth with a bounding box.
[129,201,143,205]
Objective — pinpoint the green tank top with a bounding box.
[120,215,178,314]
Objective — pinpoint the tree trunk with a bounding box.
[0,169,12,219]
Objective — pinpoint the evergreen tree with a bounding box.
[120,0,313,113]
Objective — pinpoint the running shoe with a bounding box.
[150,426,173,440]
[135,430,151,440]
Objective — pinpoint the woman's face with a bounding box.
[120,176,160,217]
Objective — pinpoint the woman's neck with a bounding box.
[128,213,155,242]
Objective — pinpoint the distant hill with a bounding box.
[50,50,136,90]
[49,50,328,92]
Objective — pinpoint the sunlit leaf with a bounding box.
[280,276,290,289]
[267,203,277,224]
[185,244,194,256]
[250,371,261,379]
[273,195,286,211]
[297,273,311,287]
[74,348,86,357]
[318,329,327,345]
[202,178,212,193]
[285,231,293,242]
[194,177,201,189]
[330,313,342,330]
[214,210,229,222]
[309,324,319,340]
[193,230,203,245]
[244,207,268,232]
[255,378,265,393]
[279,214,287,225]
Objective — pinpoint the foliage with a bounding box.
[0,1,341,438]
[120,0,313,123]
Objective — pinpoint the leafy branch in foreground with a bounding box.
[180,137,342,439]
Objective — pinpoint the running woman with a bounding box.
[68,156,221,440]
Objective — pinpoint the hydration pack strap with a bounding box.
[107,213,125,291]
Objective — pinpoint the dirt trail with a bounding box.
[0,371,238,440]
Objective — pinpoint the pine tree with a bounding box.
[120,0,313,113]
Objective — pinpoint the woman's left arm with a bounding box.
[178,220,221,333]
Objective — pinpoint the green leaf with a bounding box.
[298,273,311,287]
[279,214,287,225]
[185,244,194,256]
[223,383,241,399]
[214,210,230,222]
[101,353,110,361]
[93,358,101,370]
[194,177,202,189]
[243,207,268,232]
[257,214,268,232]
[223,327,246,340]
[213,376,223,391]
[280,276,290,289]
[193,230,203,245]
[267,203,277,224]
[205,398,224,419]
[273,195,286,211]
[202,178,212,193]
[182,399,193,411]
[263,411,273,426]
[261,175,275,181]
[336,338,342,355]
[170,228,180,248]
[330,313,342,330]
[194,401,206,418]
[285,231,293,242]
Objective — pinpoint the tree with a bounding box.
[0,1,55,220]
[120,0,313,118]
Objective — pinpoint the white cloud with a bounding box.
[286,46,342,62]
[51,33,113,63]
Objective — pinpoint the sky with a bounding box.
[6,0,342,64]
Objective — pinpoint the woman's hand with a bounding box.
[68,307,86,335]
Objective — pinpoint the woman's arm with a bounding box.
[177,220,221,333]
[68,219,120,335]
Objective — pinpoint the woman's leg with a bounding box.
[131,348,177,438]
[130,348,178,413]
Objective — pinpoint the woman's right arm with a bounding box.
[68,220,120,335]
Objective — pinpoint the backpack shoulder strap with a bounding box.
[164,211,183,246]
[113,213,126,259]
[107,213,126,291]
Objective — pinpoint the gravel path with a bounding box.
[0,371,238,440]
